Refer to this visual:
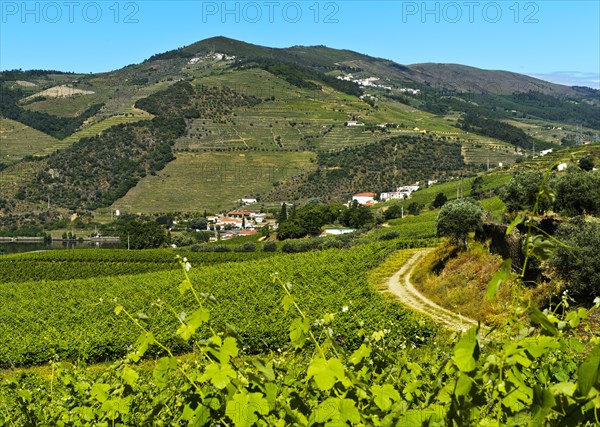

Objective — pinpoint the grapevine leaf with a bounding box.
[452,326,480,373]
[528,306,559,337]
[402,408,442,426]
[129,331,155,362]
[219,336,239,363]
[521,336,560,358]
[176,308,210,341]
[372,384,400,411]
[181,404,211,426]
[502,385,531,412]
[281,294,294,312]
[102,397,130,416]
[225,392,269,427]
[201,363,236,389]
[530,386,556,427]
[577,344,600,397]
[91,383,111,403]
[121,366,139,386]
[289,317,311,349]
[550,382,577,397]
[523,235,556,262]
[265,382,278,410]
[454,373,473,397]
[506,213,524,235]
[348,344,372,365]
[311,397,340,423]
[487,259,511,301]
[179,279,192,295]
[252,360,276,382]
[338,398,361,423]
[307,357,347,391]
[153,356,177,388]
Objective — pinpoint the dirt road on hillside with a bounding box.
[387,250,480,332]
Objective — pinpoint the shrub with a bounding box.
[263,241,277,252]
[380,231,400,241]
[234,242,257,252]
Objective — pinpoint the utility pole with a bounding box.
[47,195,50,210]
[127,233,130,250]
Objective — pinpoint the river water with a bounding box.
[0,241,125,255]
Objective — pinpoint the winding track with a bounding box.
[387,249,480,332]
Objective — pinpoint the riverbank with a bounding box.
[0,236,121,243]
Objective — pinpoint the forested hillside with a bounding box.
[16,81,264,210]
[267,135,471,202]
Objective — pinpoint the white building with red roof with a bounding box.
[352,192,377,206]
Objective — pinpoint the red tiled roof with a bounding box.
[228,211,253,215]
[354,192,377,197]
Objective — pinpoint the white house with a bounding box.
[539,149,554,157]
[218,218,243,228]
[557,163,569,172]
[352,192,377,206]
[253,213,266,224]
[380,192,405,202]
[240,198,258,205]
[320,228,356,237]
[345,121,365,127]
[398,185,420,194]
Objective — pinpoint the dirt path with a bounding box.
[387,250,479,332]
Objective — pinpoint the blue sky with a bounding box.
[1,1,599,88]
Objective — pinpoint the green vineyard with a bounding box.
[0,243,434,367]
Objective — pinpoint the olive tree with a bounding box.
[550,217,600,299]
[436,199,483,247]
[501,170,552,213]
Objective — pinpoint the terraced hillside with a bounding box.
[33,108,153,156]
[0,118,58,164]
[112,151,316,213]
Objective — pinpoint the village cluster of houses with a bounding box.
[202,210,266,240]
[398,88,421,95]
[188,52,236,65]
[350,182,431,206]
[336,73,392,90]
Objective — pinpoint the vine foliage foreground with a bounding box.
[2,252,599,426]
[2,162,600,425]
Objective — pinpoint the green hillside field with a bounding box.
[0,118,58,164]
[111,151,317,213]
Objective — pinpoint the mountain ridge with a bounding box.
[138,36,596,96]
[1,35,599,219]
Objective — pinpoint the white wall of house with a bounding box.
[352,196,375,205]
